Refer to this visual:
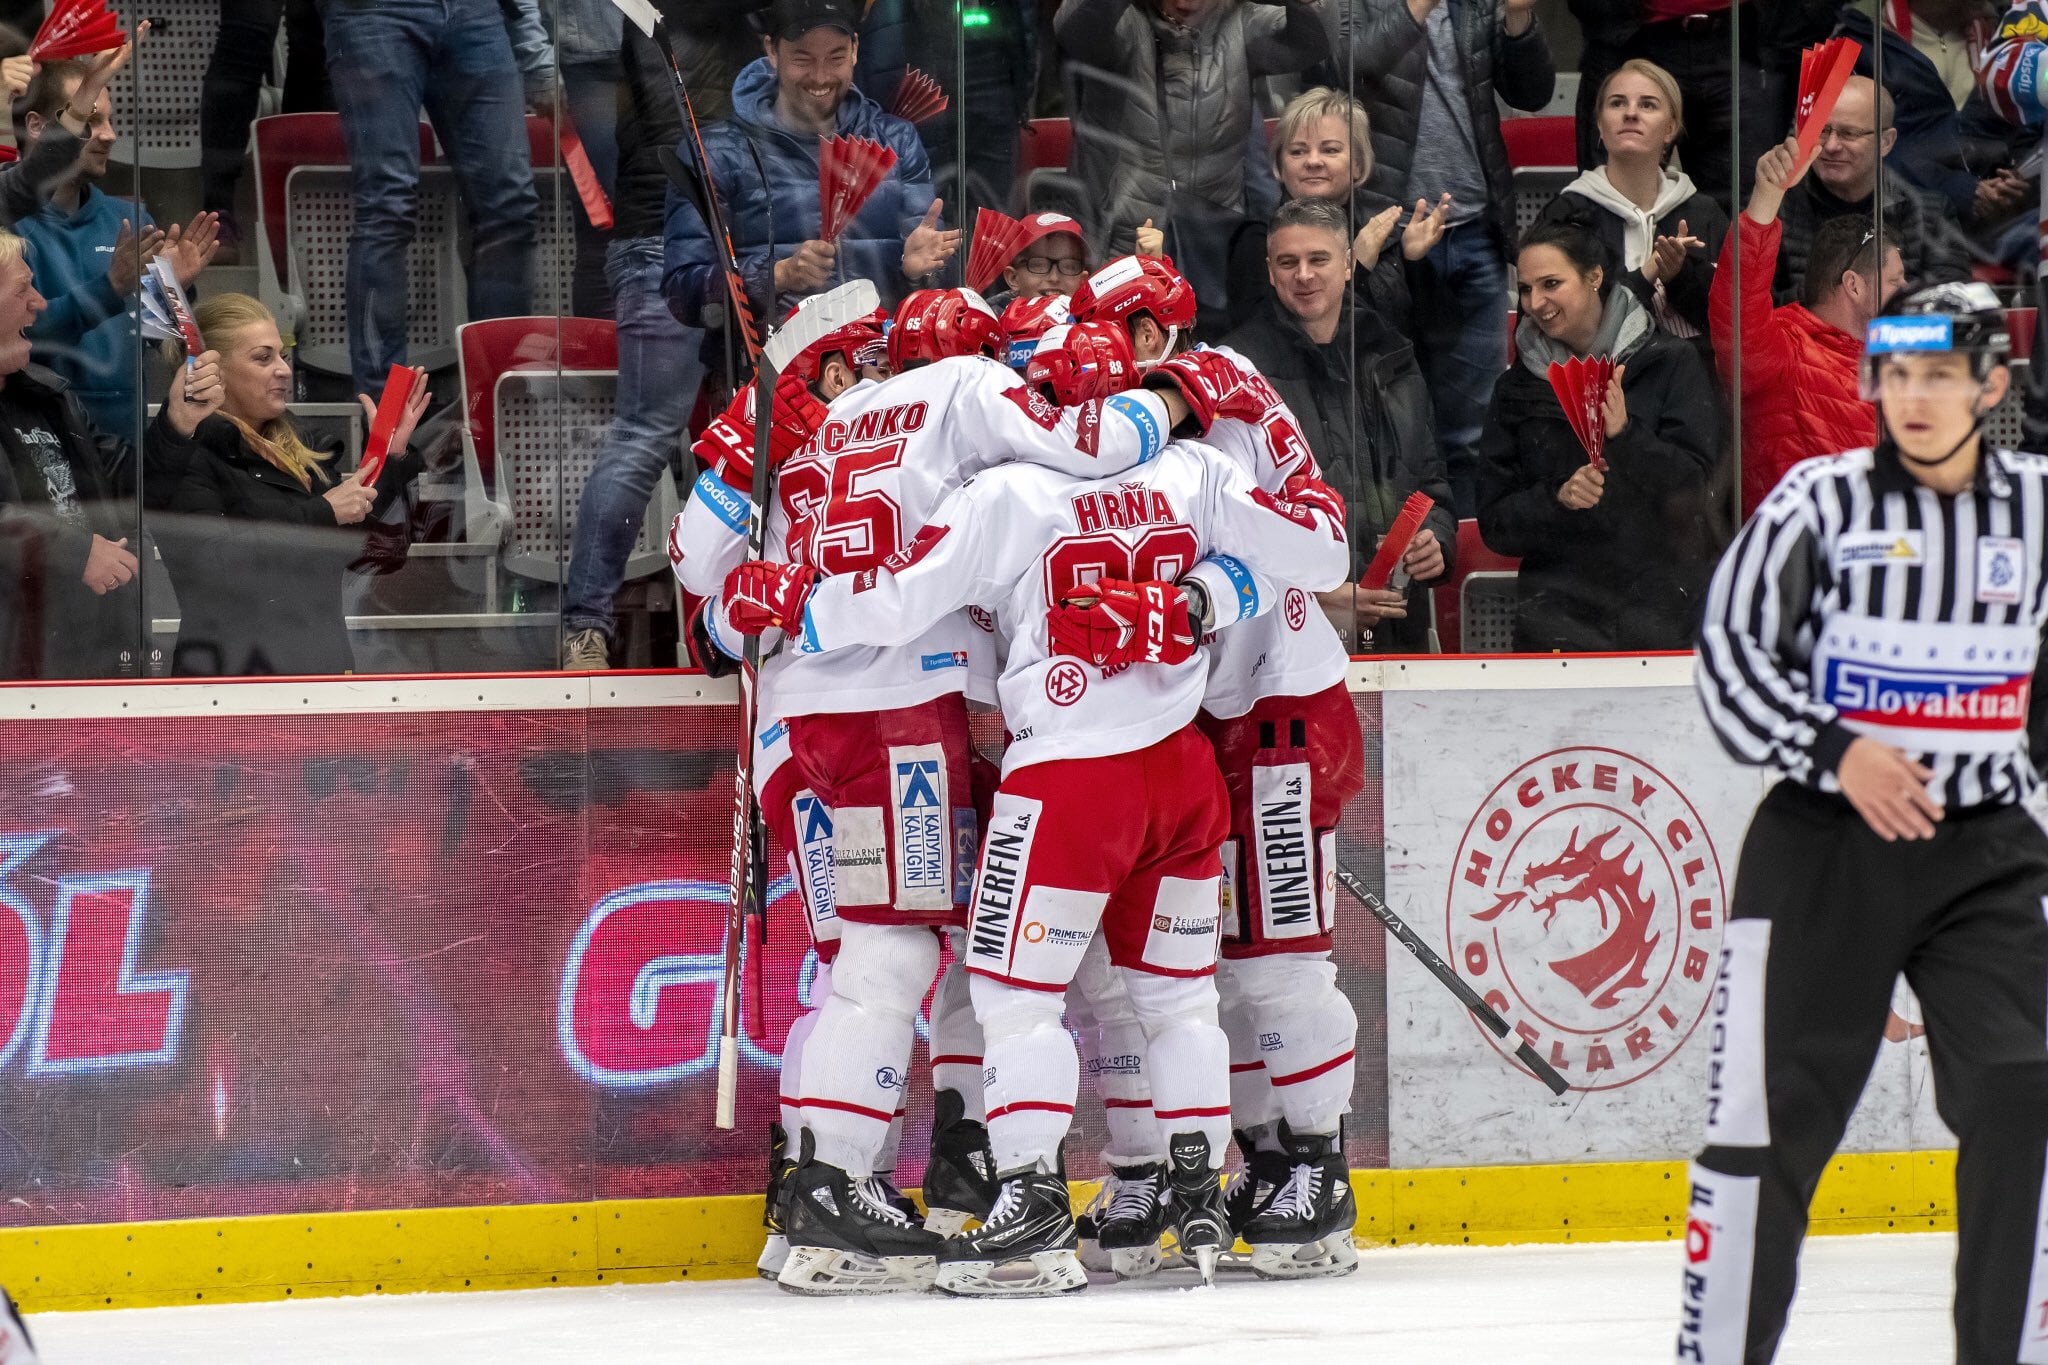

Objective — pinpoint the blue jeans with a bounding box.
[1419,222,1510,519]
[564,237,706,639]
[324,0,538,394]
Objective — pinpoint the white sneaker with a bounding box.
[562,628,610,671]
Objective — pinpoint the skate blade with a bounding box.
[1250,1236,1360,1281]
[1193,1245,1221,1286]
[933,1249,1089,1298]
[756,1233,790,1281]
[775,1245,936,1296]
[923,1207,977,1236]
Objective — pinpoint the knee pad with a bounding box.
[1217,952,1338,1011]
[831,921,941,1020]
[1121,969,1221,1040]
[1070,936,1140,1034]
[971,969,1068,1044]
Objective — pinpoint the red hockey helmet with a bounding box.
[1067,254,1197,336]
[999,292,1071,369]
[887,288,1003,371]
[787,305,889,385]
[1025,320,1138,406]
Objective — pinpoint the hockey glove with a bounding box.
[721,560,819,636]
[1047,577,1198,669]
[1279,470,1345,527]
[692,374,829,489]
[1143,349,1266,435]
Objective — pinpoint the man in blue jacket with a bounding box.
[662,0,960,352]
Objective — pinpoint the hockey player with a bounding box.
[998,292,1071,370]
[701,287,1192,1293]
[670,302,887,1278]
[1066,258,1372,1277]
[718,431,1351,1295]
[1686,282,2048,1364]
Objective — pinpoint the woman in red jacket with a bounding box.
[1709,137,1901,517]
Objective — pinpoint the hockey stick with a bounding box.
[707,279,880,1129]
[1332,864,1570,1096]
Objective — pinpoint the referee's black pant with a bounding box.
[1677,781,2048,1364]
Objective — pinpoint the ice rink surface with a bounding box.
[28,1232,1956,1364]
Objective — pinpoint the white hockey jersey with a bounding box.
[732,354,1175,719]
[1187,345,1354,719]
[793,439,1351,774]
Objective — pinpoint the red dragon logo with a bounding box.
[1447,747,1725,1092]
[1475,826,1660,1010]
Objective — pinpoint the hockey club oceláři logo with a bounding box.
[1446,746,1725,1091]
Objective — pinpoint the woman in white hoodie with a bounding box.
[1535,59,1728,345]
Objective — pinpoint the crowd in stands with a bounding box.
[0,0,2039,679]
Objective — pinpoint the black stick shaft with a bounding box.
[1333,864,1570,1097]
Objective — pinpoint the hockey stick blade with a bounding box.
[764,278,881,373]
[1333,864,1570,1096]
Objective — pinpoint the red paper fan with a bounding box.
[1548,356,1614,469]
[31,0,123,60]
[1360,490,1436,591]
[889,68,949,125]
[359,364,423,487]
[966,208,1022,293]
[819,135,898,241]
[1793,37,1861,167]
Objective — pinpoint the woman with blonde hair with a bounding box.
[156,292,428,675]
[1222,85,1449,335]
[1537,59,1727,342]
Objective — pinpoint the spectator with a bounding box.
[13,61,220,439]
[985,212,1090,311]
[1224,196,1453,652]
[323,0,542,397]
[1771,76,1971,301]
[158,295,429,677]
[199,0,330,258]
[1539,59,1727,347]
[0,25,30,163]
[0,230,208,679]
[560,0,710,672]
[1222,85,1449,338]
[1053,0,1329,277]
[1712,138,1900,518]
[1477,218,1721,652]
[0,41,129,226]
[1329,0,1555,518]
[663,0,957,363]
[546,0,623,319]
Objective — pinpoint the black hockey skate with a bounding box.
[1166,1131,1230,1285]
[1240,1122,1359,1280]
[758,1122,794,1281]
[921,1088,999,1234]
[932,1168,1088,1297]
[1223,1127,1292,1250]
[1076,1161,1172,1279]
[777,1133,944,1296]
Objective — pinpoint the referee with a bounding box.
[1683,281,2048,1364]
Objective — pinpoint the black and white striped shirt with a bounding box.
[1697,442,2048,811]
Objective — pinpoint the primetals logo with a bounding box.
[1447,747,1724,1091]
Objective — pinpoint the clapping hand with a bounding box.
[355,368,433,467]
[1643,220,1703,285]
[162,212,222,287]
[1601,363,1628,439]
[1352,204,1403,272]
[106,218,166,297]
[1402,193,1451,261]
[902,199,961,279]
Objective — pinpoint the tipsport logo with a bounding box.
[0,832,189,1077]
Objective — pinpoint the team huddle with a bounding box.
[668,253,1368,1297]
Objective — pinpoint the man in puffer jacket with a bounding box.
[1054,0,1329,260]
[1710,137,1902,519]
[662,0,959,347]
[1322,0,1554,517]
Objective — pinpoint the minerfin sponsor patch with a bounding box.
[1252,762,1319,940]
[890,744,950,911]
[969,792,1042,965]
[1835,529,1924,569]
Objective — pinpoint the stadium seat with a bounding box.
[1434,518,1520,654]
[113,0,220,170]
[1501,115,1577,242]
[456,317,677,587]
[252,113,462,381]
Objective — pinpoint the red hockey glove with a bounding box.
[691,374,829,489]
[1047,577,1198,669]
[721,559,819,636]
[1143,349,1266,434]
[1279,470,1345,528]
